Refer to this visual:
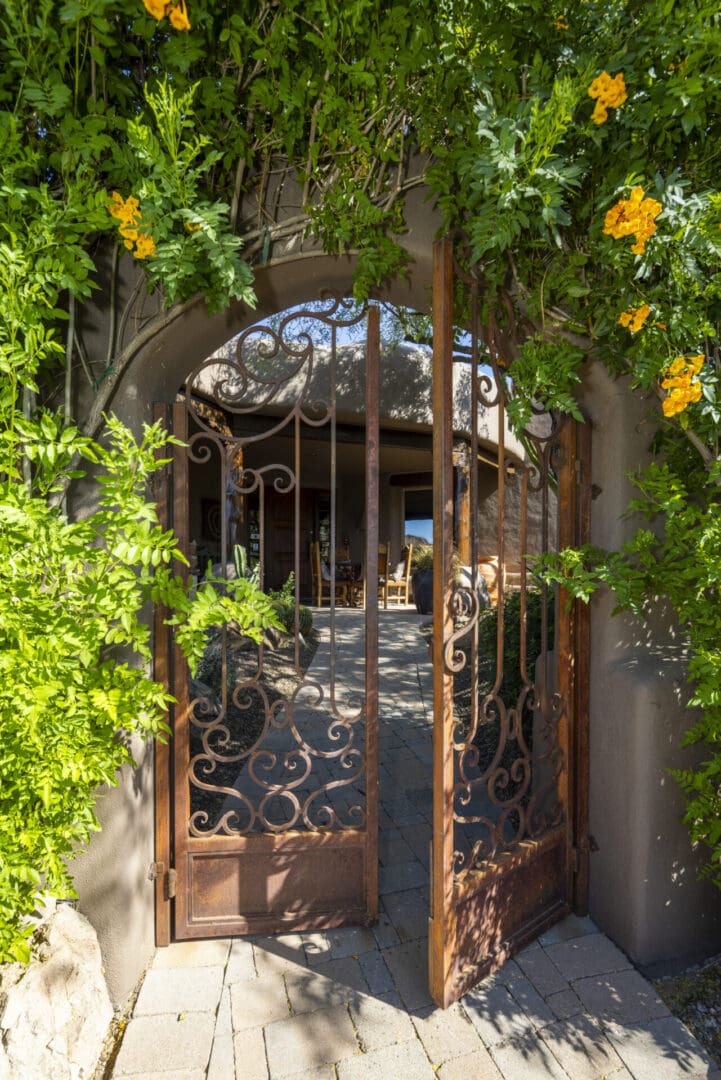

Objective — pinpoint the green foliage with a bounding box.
[534,447,721,885]
[506,336,585,430]
[0,417,278,962]
[476,589,555,712]
[119,79,255,312]
[267,573,314,638]
[1,0,721,935]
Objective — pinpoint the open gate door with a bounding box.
[157,300,381,941]
[429,239,590,1007]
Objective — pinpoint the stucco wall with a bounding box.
[69,238,721,1005]
[578,362,721,968]
[70,735,155,1007]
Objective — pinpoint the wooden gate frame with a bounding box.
[428,238,591,1007]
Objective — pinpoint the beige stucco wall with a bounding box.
[578,362,721,968]
[69,232,721,1004]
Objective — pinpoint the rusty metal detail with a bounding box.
[429,236,587,1008]
[175,296,373,839]
[443,254,569,879]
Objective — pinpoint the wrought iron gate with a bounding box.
[156,299,381,940]
[429,239,590,1007]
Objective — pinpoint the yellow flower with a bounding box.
[660,354,705,417]
[107,192,141,227]
[603,186,662,255]
[618,303,650,333]
[168,0,191,30]
[184,220,201,233]
[142,0,166,20]
[134,233,156,259]
[554,16,569,29]
[588,71,627,124]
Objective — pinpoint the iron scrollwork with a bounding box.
[182,296,369,835]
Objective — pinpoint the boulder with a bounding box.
[0,902,113,1080]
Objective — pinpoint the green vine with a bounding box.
[2,0,721,956]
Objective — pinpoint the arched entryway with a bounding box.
[147,240,589,1009]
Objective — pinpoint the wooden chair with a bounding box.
[377,541,390,609]
[310,541,349,606]
[386,544,413,605]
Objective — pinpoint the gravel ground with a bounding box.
[655,956,721,1065]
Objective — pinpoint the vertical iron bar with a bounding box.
[429,238,457,1009]
[364,304,380,921]
[573,420,592,913]
[329,326,338,699]
[295,414,301,671]
[171,400,190,937]
[153,401,172,947]
[557,417,577,898]
[469,282,479,741]
[494,392,506,692]
[519,466,529,687]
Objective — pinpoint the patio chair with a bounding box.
[378,541,390,609]
[386,544,413,605]
[310,541,349,607]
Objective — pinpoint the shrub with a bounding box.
[0,417,279,963]
[267,573,314,638]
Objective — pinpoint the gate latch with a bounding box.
[148,862,177,899]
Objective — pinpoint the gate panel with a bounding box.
[429,239,590,1006]
[167,299,380,939]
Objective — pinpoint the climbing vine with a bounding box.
[2,0,721,954]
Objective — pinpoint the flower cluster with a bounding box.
[553,16,569,30]
[588,71,627,124]
[107,192,156,260]
[661,354,704,417]
[604,185,662,255]
[618,303,650,333]
[142,0,190,30]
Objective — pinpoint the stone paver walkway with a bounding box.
[112,611,719,1080]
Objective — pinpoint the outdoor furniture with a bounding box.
[310,541,349,606]
[378,541,390,609]
[386,544,413,605]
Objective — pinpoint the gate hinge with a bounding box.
[148,862,176,900]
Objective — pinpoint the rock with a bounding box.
[0,903,113,1079]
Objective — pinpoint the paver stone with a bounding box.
[603,1017,716,1080]
[544,933,631,981]
[539,1013,625,1080]
[573,968,671,1024]
[133,965,224,1017]
[436,1048,503,1080]
[335,1038,435,1080]
[349,991,416,1052]
[113,1012,215,1076]
[264,1003,358,1076]
[230,975,290,1031]
[231,1025,269,1080]
[411,1002,480,1065]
